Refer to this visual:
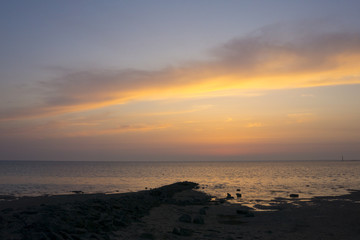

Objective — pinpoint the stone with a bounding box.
[236,189,241,192]
[113,219,127,227]
[245,212,255,217]
[236,209,254,217]
[290,194,299,198]
[172,227,193,236]
[71,191,84,194]
[179,214,192,223]
[199,207,207,215]
[226,193,234,199]
[236,209,248,215]
[236,193,242,198]
[139,233,155,239]
[193,215,204,224]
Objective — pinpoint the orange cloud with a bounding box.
[287,113,315,123]
[246,122,264,128]
[1,29,360,121]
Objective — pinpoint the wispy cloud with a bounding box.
[137,104,214,116]
[246,122,264,128]
[301,94,315,97]
[287,113,315,123]
[2,25,360,121]
[225,117,233,122]
[62,123,171,138]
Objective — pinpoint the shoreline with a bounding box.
[1,182,360,239]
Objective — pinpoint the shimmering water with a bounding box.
[1,160,359,201]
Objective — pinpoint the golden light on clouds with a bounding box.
[1,29,360,160]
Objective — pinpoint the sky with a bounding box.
[1,0,360,161]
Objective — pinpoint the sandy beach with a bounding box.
[1,182,360,240]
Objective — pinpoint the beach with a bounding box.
[1,181,360,240]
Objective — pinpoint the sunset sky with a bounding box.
[1,0,360,161]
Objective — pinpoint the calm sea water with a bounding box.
[1,160,360,201]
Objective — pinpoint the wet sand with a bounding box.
[1,182,360,239]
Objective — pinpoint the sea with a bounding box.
[1,160,360,202]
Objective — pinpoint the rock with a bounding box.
[113,219,128,227]
[290,194,299,198]
[0,195,16,200]
[199,207,207,215]
[1,208,13,214]
[236,193,242,198]
[245,211,255,217]
[236,189,241,192]
[226,193,234,199]
[71,191,84,194]
[172,227,193,236]
[179,214,192,223]
[236,209,248,215]
[139,233,155,239]
[193,215,204,224]
[149,189,161,196]
[236,209,255,217]
[172,227,180,235]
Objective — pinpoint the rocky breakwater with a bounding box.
[0,181,204,240]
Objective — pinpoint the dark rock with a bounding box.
[140,232,155,239]
[113,219,127,227]
[199,207,207,215]
[193,215,204,224]
[149,190,161,196]
[226,193,234,199]
[245,212,255,217]
[236,193,242,198]
[172,227,193,236]
[71,191,84,194]
[290,194,299,198]
[236,209,254,217]
[21,210,38,215]
[0,195,16,200]
[1,208,13,214]
[172,227,180,235]
[236,209,249,215]
[179,214,192,223]
[236,189,241,192]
